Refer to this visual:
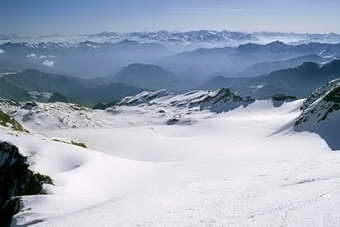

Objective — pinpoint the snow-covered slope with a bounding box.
[116,88,255,113]
[295,78,340,150]
[0,100,105,131]
[0,88,253,131]
[0,85,339,226]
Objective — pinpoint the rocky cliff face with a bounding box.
[296,78,340,125]
[0,142,52,227]
[295,78,340,150]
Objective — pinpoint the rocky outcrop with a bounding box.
[0,110,26,132]
[0,142,53,227]
[295,78,340,150]
[296,78,340,125]
[187,88,255,113]
[271,94,297,107]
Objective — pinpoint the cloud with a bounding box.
[0,49,4,54]
[42,60,55,67]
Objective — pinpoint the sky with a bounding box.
[1,0,339,35]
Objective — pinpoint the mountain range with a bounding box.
[111,63,182,91]
[159,41,340,80]
[0,69,142,105]
[0,40,169,78]
[2,30,340,51]
[2,59,340,105]
[201,59,340,98]
[1,39,340,81]
[235,54,333,77]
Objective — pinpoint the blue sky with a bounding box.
[1,0,339,34]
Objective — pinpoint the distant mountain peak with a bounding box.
[237,42,263,51]
[118,39,139,45]
[266,40,286,45]
[118,63,171,74]
[113,63,177,90]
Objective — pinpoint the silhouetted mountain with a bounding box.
[200,59,340,98]
[0,40,170,78]
[160,41,340,81]
[159,47,235,80]
[1,69,84,94]
[261,60,340,90]
[0,80,26,100]
[236,54,332,77]
[0,69,142,104]
[112,63,181,90]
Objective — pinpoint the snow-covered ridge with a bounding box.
[0,100,103,131]
[295,78,340,150]
[296,78,340,125]
[0,87,302,134]
[115,88,255,113]
[2,30,340,51]
[0,88,256,131]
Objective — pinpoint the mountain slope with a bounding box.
[0,40,170,78]
[2,89,339,226]
[295,78,340,149]
[116,88,255,115]
[201,59,340,98]
[1,69,142,104]
[112,63,180,90]
[160,41,340,80]
[0,79,26,100]
[236,54,332,77]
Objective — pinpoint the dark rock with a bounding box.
[271,94,297,107]
[166,118,179,125]
[49,92,69,103]
[93,101,119,110]
[22,102,38,110]
[295,79,340,150]
[0,142,53,226]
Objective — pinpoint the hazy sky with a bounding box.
[1,0,339,34]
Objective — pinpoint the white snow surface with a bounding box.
[1,98,340,226]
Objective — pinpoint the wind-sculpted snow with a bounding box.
[0,86,339,226]
[2,98,340,227]
[295,78,340,150]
